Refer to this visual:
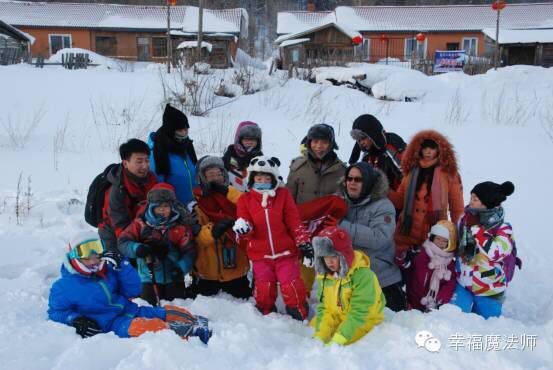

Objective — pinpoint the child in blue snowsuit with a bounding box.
[451,181,516,319]
[48,231,211,343]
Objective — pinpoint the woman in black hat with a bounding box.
[148,104,198,205]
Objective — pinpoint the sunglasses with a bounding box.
[69,239,105,259]
[346,176,363,183]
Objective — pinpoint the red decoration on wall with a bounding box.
[415,33,426,42]
[352,36,362,45]
[168,0,177,6]
[492,1,506,11]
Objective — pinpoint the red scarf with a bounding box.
[193,188,243,249]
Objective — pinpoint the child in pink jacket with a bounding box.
[233,156,313,321]
[406,220,457,311]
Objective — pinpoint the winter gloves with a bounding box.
[100,250,124,270]
[135,241,169,259]
[211,219,235,240]
[168,315,212,344]
[300,243,314,267]
[72,316,102,338]
[233,218,252,235]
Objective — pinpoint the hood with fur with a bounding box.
[401,130,458,175]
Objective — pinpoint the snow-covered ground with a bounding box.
[1,63,552,370]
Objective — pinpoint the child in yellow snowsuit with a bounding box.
[312,226,386,345]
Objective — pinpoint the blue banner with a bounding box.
[434,50,465,73]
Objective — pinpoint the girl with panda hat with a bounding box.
[233,156,314,320]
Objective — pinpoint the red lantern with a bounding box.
[352,35,362,45]
[415,33,426,42]
[168,0,177,6]
[492,1,506,11]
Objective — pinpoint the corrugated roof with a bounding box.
[0,1,245,33]
[277,11,336,35]
[278,3,553,34]
[483,28,553,44]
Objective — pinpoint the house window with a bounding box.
[354,37,370,60]
[447,42,460,51]
[137,37,150,61]
[405,37,427,59]
[291,49,299,63]
[152,37,168,58]
[49,34,71,55]
[95,36,117,56]
[463,37,478,56]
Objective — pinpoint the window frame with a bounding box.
[404,37,427,60]
[48,34,72,56]
[151,37,168,58]
[462,37,479,56]
[95,35,117,56]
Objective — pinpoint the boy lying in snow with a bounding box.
[48,231,211,343]
[312,226,385,345]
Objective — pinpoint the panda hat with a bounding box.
[246,155,284,189]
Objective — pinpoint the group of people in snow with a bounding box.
[48,103,518,346]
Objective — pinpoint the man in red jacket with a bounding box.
[233,156,313,321]
[99,139,158,252]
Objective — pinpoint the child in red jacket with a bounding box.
[233,156,313,320]
[405,220,457,311]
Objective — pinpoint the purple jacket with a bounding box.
[405,248,456,311]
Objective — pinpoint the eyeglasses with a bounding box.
[346,176,363,183]
[70,239,104,259]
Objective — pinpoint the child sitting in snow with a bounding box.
[312,226,385,346]
[233,156,313,321]
[118,183,197,305]
[405,220,457,312]
[451,181,516,319]
[48,231,211,343]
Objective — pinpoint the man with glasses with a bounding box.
[338,162,406,312]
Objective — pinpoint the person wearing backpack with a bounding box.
[451,181,516,319]
[222,121,263,192]
[348,114,406,192]
[148,104,198,205]
[97,139,158,252]
[48,231,211,344]
[118,183,196,305]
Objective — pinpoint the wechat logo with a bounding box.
[415,330,442,353]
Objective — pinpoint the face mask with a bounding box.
[175,132,188,142]
[253,182,272,191]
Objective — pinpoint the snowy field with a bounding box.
[1,62,552,369]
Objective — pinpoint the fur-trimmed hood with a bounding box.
[339,166,389,203]
[401,130,459,175]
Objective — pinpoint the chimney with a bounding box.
[307,2,316,12]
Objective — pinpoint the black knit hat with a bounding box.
[162,104,189,133]
[306,123,338,150]
[471,181,515,209]
[350,114,386,149]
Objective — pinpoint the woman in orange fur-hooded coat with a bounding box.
[389,130,464,256]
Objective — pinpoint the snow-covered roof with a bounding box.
[0,1,246,34]
[275,22,361,46]
[177,40,212,52]
[279,38,310,48]
[277,11,336,35]
[278,4,553,35]
[0,19,33,42]
[483,28,553,44]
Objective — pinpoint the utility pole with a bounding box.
[197,0,204,63]
[166,0,173,73]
